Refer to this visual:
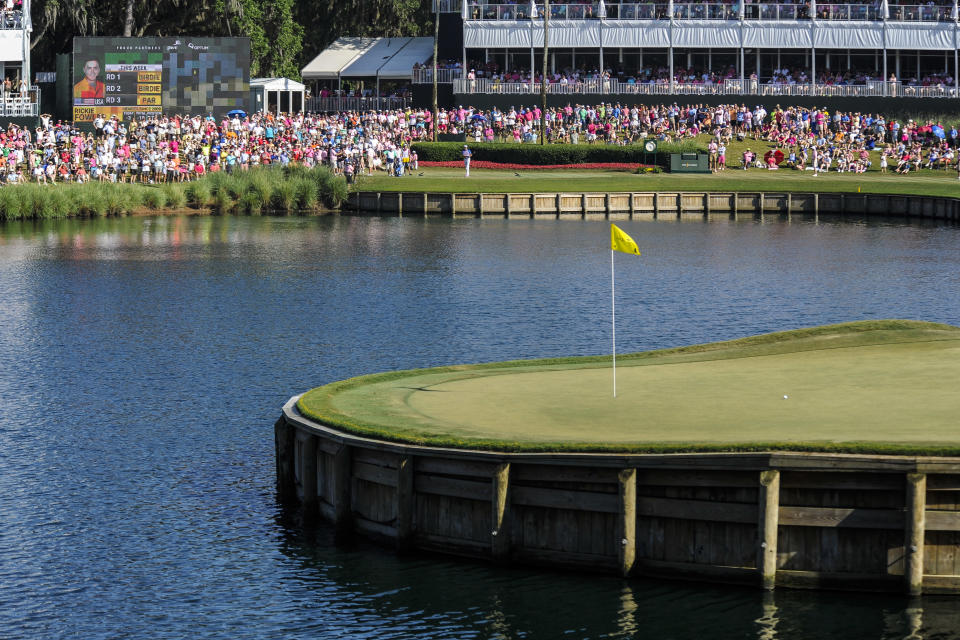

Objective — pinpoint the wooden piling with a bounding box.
[905,472,927,596]
[618,468,637,577]
[492,462,512,561]
[758,470,780,590]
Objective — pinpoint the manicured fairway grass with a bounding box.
[297,320,960,455]
[357,166,960,199]
[356,136,960,198]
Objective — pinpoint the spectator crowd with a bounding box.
[0,101,958,186]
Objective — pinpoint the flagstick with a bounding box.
[611,249,618,397]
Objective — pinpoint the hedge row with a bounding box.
[409,141,705,167]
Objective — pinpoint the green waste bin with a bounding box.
[670,152,710,173]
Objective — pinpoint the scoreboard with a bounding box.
[73,37,250,122]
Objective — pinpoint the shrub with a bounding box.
[185,180,211,207]
[292,177,318,210]
[212,189,235,214]
[142,187,168,210]
[239,191,263,215]
[410,141,704,168]
[271,180,296,213]
[161,183,187,209]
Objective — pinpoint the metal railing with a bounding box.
[0,9,23,29]
[412,68,464,84]
[456,1,958,21]
[453,78,960,98]
[0,87,40,117]
[886,4,955,21]
[305,96,412,113]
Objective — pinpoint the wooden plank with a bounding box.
[928,475,960,491]
[333,444,352,544]
[354,515,397,540]
[513,547,618,570]
[778,506,904,529]
[637,496,757,524]
[415,474,491,501]
[512,485,619,513]
[416,456,495,478]
[638,469,757,488]
[780,471,902,491]
[922,574,960,594]
[415,532,491,554]
[317,437,340,456]
[513,464,619,484]
[776,569,902,592]
[926,510,960,531]
[352,447,397,468]
[353,460,398,487]
[396,456,414,552]
[634,559,758,586]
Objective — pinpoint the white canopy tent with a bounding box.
[376,37,435,79]
[300,37,378,89]
[250,77,306,115]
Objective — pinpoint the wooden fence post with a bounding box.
[905,473,926,596]
[492,462,512,562]
[618,468,637,577]
[758,470,780,590]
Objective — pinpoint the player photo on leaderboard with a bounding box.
[73,59,104,100]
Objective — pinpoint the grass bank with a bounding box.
[0,166,349,221]
[357,135,960,198]
[297,320,960,456]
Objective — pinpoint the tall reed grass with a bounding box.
[0,165,348,221]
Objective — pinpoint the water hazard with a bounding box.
[1,214,958,639]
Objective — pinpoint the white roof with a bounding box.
[339,37,412,78]
[251,77,306,91]
[377,37,434,80]
[301,37,378,80]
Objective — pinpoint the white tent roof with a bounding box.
[251,77,306,91]
[301,37,377,80]
[339,37,412,78]
[377,37,434,80]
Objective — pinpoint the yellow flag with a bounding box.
[610,224,640,256]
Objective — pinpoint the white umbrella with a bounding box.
[598,0,607,18]
[530,0,538,19]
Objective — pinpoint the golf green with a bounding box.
[297,320,960,454]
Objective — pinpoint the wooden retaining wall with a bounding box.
[276,397,960,594]
[346,191,960,221]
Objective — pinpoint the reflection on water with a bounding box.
[0,214,959,639]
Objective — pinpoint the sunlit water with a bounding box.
[0,214,958,639]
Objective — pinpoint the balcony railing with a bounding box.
[0,9,23,29]
[305,96,412,113]
[458,1,959,21]
[0,87,41,117]
[453,77,960,98]
[412,68,464,84]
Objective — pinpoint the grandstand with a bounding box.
[418,0,960,101]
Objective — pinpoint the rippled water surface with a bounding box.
[1,214,959,639]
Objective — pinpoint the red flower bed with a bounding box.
[420,160,647,170]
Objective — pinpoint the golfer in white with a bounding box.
[462,145,472,177]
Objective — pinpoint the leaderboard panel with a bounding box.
[72,37,250,122]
